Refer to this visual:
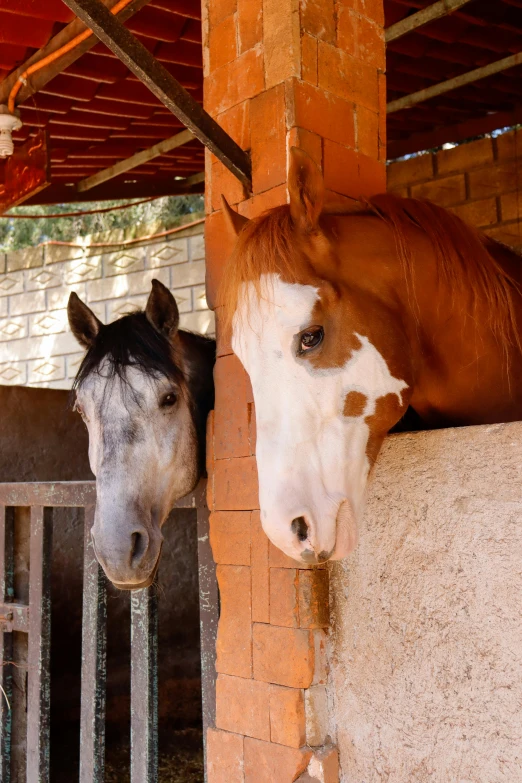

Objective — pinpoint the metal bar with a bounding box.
[60,0,252,190]
[385,0,474,42]
[387,52,522,114]
[0,483,96,508]
[79,506,107,783]
[26,507,53,783]
[77,129,194,192]
[0,0,153,107]
[194,481,217,776]
[0,507,14,783]
[130,588,158,783]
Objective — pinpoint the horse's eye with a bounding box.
[161,392,177,408]
[299,326,324,354]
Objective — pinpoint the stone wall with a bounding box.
[387,129,522,250]
[328,421,522,782]
[0,220,213,389]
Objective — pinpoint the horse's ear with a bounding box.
[145,279,179,338]
[221,194,249,238]
[68,291,102,349]
[288,146,324,232]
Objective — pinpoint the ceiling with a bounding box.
[0,0,521,204]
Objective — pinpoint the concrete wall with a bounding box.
[328,421,522,783]
[387,129,522,251]
[0,220,213,389]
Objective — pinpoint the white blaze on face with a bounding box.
[232,274,408,563]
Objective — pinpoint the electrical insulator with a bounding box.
[0,106,22,158]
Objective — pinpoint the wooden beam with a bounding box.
[387,52,522,114]
[60,0,252,191]
[184,172,205,186]
[22,178,204,206]
[0,0,151,107]
[387,106,522,159]
[77,128,193,191]
[386,0,474,43]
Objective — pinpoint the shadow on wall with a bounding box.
[0,385,202,780]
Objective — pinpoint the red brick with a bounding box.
[253,624,315,688]
[205,209,237,309]
[215,100,251,162]
[248,401,256,455]
[210,511,251,565]
[436,137,493,174]
[483,223,522,248]
[356,105,379,159]
[213,456,259,510]
[216,674,271,739]
[450,197,498,228]
[214,354,251,458]
[205,46,264,115]
[357,150,386,195]
[209,13,237,71]
[211,159,247,211]
[216,565,252,677]
[237,0,262,53]
[269,541,325,570]
[207,728,244,783]
[298,570,330,629]
[206,410,215,510]
[355,0,385,25]
[301,0,336,43]
[289,79,356,150]
[386,153,433,189]
[263,0,300,89]
[337,8,385,70]
[270,685,306,748]
[215,308,233,357]
[378,71,387,161]
[251,510,270,623]
[318,42,378,112]
[208,0,237,29]
[244,738,312,783]
[270,568,299,627]
[411,173,466,206]
[251,85,287,193]
[301,33,318,86]
[238,184,288,218]
[323,141,386,198]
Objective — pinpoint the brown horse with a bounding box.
[219,147,522,565]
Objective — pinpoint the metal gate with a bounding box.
[0,479,217,783]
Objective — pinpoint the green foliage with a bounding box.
[0,194,204,251]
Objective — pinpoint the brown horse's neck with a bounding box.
[328,210,522,428]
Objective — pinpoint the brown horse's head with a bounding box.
[219,149,413,564]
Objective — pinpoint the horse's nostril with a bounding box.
[130,531,148,566]
[291,516,309,542]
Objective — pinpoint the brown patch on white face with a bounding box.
[365,392,409,465]
[343,391,368,418]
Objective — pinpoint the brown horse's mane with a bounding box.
[219,194,521,352]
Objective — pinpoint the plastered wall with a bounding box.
[328,421,522,783]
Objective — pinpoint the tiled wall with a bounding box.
[0,222,213,389]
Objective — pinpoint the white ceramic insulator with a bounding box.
[0,112,23,158]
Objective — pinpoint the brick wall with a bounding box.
[0,220,213,389]
[203,0,386,780]
[387,129,522,250]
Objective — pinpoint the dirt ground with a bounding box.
[104,728,204,783]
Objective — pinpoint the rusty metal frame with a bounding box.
[0,479,217,783]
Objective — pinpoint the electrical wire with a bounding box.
[2,196,162,219]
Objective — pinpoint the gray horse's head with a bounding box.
[68,280,214,589]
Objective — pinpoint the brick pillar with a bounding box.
[203,1,385,780]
